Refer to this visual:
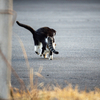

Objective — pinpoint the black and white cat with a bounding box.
[16,21,59,59]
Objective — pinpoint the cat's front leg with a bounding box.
[43,52,49,58]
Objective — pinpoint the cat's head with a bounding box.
[49,28,56,37]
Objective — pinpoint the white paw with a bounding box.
[44,53,49,58]
[49,55,53,60]
[44,55,47,58]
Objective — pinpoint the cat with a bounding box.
[16,21,59,59]
[43,36,59,60]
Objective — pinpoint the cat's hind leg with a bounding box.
[39,41,46,57]
[34,40,40,55]
[49,51,53,60]
[34,45,40,55]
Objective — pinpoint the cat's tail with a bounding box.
[48,37,59,54]
[51,48,59,54]
[16,21,35,36]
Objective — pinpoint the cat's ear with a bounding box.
[52,29,56,36]
[53,32,56,36]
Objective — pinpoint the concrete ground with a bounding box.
[12,0,100,90]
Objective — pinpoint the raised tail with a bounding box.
[16,21,35,35]
[48,37,59,54]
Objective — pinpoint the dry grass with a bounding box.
[11,82,100,100]
[10,66,100,100]
[10,65,100,100]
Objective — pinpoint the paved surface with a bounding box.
[12,0,100,90]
